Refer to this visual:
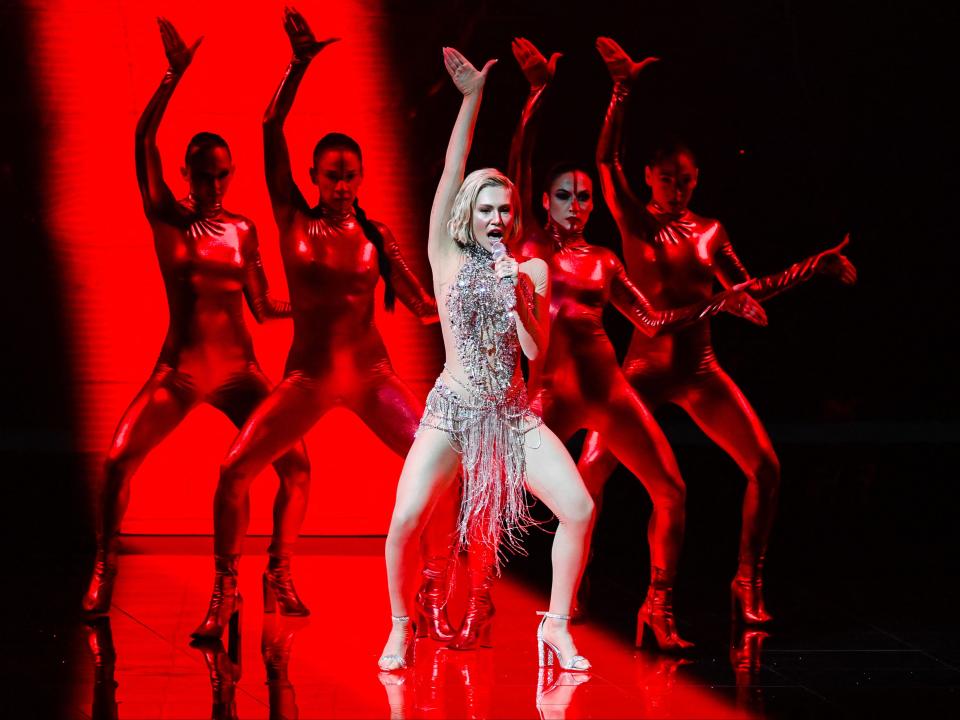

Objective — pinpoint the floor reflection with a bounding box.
[261,614,306,720]
[378,645,594,719]
[377,645,492,719]
[83,617,119,720]
[536,667,592,720]
[70,545,768,718]
[731,627,770,716]
[631,652,694,716]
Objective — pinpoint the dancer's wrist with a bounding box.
[612,81,631,100]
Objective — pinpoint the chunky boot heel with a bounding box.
[192,555,243,643]
[263,555,310,617]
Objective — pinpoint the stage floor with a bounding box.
[63,537,763,719]
[48,534,960,719]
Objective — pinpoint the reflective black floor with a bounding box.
[510,437,960,718]
[3,440,960,718]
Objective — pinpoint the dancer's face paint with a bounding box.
[543,171,593,233]
[472,185,514,252]
[311,149,363,213]
[182,146,233,210]
[644,152,699,214]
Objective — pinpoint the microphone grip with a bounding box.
[490,240,516,311]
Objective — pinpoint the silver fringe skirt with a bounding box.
[418,374,543,565]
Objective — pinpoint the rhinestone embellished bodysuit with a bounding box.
[419,243,542,563]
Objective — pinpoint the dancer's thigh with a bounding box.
[390,428,461,530]
[538,389,580,445]
[352,371,422,458]
[106,367,195,463]
[211,367,310,471]
[222,376,327,477]
[674,370,777,473]
[524,425,594,526]
[591,378,684,488]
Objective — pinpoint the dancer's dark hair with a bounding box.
[647,138,698,168]
[185,132,231,165]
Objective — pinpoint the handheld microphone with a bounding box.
[490,239,516,311]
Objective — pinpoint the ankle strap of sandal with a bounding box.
[536,611,571,621]
[391,615,410,623]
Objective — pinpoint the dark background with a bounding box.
[2,0,958,716]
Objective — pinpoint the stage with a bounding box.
[58,533,960,719]
[1,442,952,718]
[2,1,956,717]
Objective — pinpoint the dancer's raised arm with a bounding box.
[428,48,496,264]
[263,7,339,227]
[607,251,767,335]
[508,38,560,235]
[595,37,659,236]
[135,17,202,219]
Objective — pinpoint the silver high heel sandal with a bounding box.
[536,611,591,671]
[378,615,415,672]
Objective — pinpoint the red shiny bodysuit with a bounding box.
[82,60,309,614]
[507,77,747,587]
[579,80,851,594]
[213,50,442,560]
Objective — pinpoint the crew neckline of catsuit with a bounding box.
[309,205,356,226]
[185,195,224,221]
[546,221,588,253]
[647,200,693,224]
[647,201,696,244]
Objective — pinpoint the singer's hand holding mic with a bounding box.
[491,239,518,311]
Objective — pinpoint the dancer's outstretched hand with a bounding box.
[719,289,768,327]
[443,47,496,96]
[283,6,340,62]
[157,17,202,75]
[815,234,858,285]
[512,37,561,90]
[596,37,659,84]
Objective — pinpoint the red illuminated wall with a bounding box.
[30,0,441,534]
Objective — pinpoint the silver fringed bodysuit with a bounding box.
[419,243,542,563]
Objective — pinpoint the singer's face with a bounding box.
[472,185,514,253]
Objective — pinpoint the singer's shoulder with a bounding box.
[518,255,548,294]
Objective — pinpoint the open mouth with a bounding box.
[487,228,504,239]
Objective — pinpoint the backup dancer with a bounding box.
[193,9,455,641]
[500,37,768,650]
[82,18,309,616]
[579,38,857,625]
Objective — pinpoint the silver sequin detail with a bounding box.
[418,243,542,566]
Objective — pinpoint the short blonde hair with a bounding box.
[447,168,521,248]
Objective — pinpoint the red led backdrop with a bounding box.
[30,0,441,534]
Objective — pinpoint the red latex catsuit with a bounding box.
[82,21,310,616]
[579,64,856,625]
[501,39,766,650]
[192,10,457,642]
